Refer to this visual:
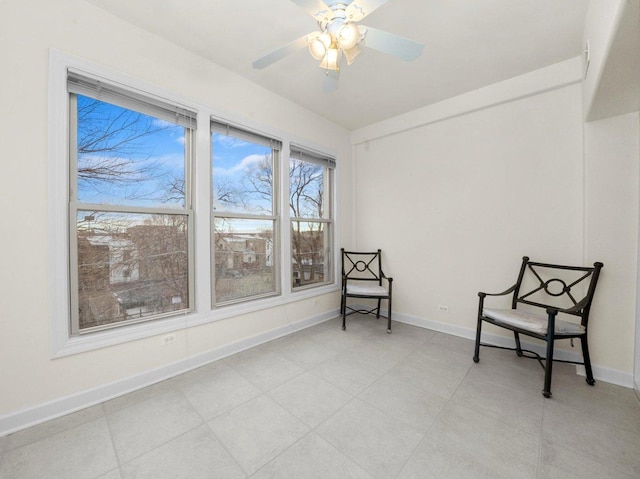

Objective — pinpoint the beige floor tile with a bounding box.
[166,360,230,389]
[225,350,305,392]
[121,425,245,479]
[467,347,546,395]
[346,336,416,372]
[316,399,423,478]
[310,352,382,395]
[339,314,386,336]
[180,366,261,420]
[398,434,512,479]
[107,390,203,463]
[389,349,470,398]
[358,373,448,432]
[0,418,117,479]
[97,469,123,479]
[103,379,178,415]
[427,331,477,352]
[268,372,352,428]
[539,439,636,479]
[385,321,437,346]
[5,404,105,451]
[252,433,372,479]
[451,370,544,434]
[542,400,640,477]
[271,335,340,369]
[208,395,309,475]
[305,326,370,353]
[428,402,539,478]
[550,374,640,434]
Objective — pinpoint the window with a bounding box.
[68,71,196,334]
[51,53,340,355]
[289,145,335,289]
[211,121,281,304]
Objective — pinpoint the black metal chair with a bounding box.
[473,256,603,398]
[340,248,393,333]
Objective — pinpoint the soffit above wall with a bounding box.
[586,0,640,121]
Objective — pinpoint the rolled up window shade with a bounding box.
[290,144,336,169]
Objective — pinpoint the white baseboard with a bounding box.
[0,309,337,437]
[393,310,635,389]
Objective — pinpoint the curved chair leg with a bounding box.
[386,300,392,333]
[580,335,595,386]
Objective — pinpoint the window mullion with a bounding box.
[75,203,189,216]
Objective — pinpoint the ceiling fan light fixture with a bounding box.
[343,44,362,65]
[337,22,360,50]
[319,47,340,71]
[309,31,332,60]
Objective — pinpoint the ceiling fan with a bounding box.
[252,0,424,92]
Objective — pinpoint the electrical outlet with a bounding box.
[162,333,176,345]
[438,305,449,312]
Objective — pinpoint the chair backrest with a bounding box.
[512,256,603,326]
[341,248,383,284]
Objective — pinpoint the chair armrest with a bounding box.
[478,283,517,314]
[478,283,517,299]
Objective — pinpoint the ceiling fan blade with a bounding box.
[346,0,391,21]
[252,35,310,69]
[323,70,340,93]
[290,0,332,20]
[362,26,424,61]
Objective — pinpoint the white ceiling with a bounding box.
[85,0,588,130]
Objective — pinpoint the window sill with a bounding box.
[51,284,339,358]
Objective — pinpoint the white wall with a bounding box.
[0,0,352,431]
[352,59,639,383]
[584,111,639,377]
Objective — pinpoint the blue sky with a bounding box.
[76,95,187,209]
[212,132,273,214]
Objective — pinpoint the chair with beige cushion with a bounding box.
[473,256,603,398]
[340,248,393,333]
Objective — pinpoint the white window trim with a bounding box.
[48,50,339,358]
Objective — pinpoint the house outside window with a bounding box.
[68,71,196,334]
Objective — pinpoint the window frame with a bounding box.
[210,120,283,306]
[289,145,336,291]
[48,51,339,358]
[67,73,196,335]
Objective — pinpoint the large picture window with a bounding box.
[211,122,281,304]
[289,146,335,289]
[68,71,195,334]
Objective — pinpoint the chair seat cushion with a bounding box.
[346,283,388,296]
[483,308,585,335]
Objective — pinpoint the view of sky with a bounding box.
[76,95,187,209]
[212,132,273,215]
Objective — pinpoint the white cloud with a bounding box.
[213,154,268,176]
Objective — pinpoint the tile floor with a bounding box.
[1,315,640,478]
